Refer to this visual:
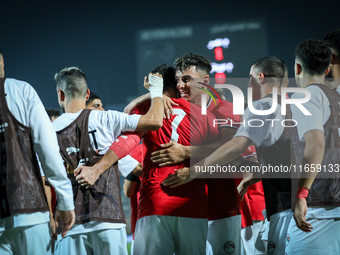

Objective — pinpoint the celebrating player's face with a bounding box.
[87,99,105,111]
[176,66,207,104]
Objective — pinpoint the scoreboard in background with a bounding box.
[135,20,268,97]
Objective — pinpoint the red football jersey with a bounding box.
[206,99,242,220]
[131,98,220,219]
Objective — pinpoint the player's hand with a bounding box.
[49,212,57,240]
[74,165,100,189]
[293,198,313,233]
[162,167,192,188]
[143,76,151,90]
[151,142,188,166]
[144,72,163,90]
[162,94,179,119]
[54,209,75,238]
[237,182,248,201]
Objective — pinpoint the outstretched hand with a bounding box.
[162,94,179,119]
[162,167,192,188]
[237,182,248,201]
[293,198,313,233]
[151,142,188,166]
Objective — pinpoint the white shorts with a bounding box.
[261,219,270,242]
[240,220,267,255]
[267,209,293,255]
[133,215,208,255]
[253,219,267,254]
[206,215,241,255]
[286,211,340,254]
[241,225,254,255]
[54,227,128,255]
[0,222,52,255]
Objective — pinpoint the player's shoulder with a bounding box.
[210,99,233,112]
[254,98,270,108]
[53,110,82,131]
[4,78,36,98]
[172,98,188,105]
[90,109,129,125]
[220,99,234,107]
[131,100,151,114]
[5,77,29,87]
[292,84,329,103]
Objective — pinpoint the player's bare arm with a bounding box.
[123,180,139,198]
[294,129,325,233]
[74,132,142,188]
[163,136,252,187]
[123,163,142,197]
[42,177,57,239]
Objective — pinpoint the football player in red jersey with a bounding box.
[152,53,251,255]
[75,64,220,255]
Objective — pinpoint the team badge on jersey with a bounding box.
[223,241,235,254]
[267,241,276,254]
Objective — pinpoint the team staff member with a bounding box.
[287,39,340,254]
[0,50,75,255]
[52,67,164,255]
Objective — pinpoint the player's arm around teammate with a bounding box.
[74,73,164,187]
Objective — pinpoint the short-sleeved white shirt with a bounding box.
[291,84,330,142]
[234,96,285,147]
[53,109,141,154]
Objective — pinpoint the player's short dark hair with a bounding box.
[150,64,176,92]
[174,53,212,76]
[323,28,340,57]
[87,92,101,106]
[46,108,60,121]
[295,39,332,75]
[54,67,88,99]
[252,56,285,79]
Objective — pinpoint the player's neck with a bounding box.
[262,84,281,98]
[65,99,86,113]
[299,76,325,88]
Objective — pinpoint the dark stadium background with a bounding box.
[2,0,338,110]
[1,0,339,239]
